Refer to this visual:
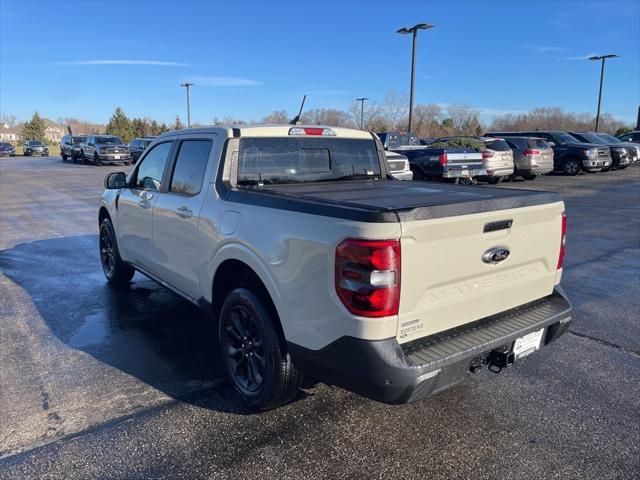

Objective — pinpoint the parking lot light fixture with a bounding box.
[588,54,619,132]
[180,82,194,128]
[396,23,434,133]
[356,97,369,130]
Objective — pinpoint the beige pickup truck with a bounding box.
[99,124,572,410]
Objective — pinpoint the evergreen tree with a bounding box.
[106,107,133,143]
[172,115,184,131]
[21,112,47,141]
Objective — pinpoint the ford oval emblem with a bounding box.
[482,247,510,264]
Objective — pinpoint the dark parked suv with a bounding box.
[23,140,49,156]
[129,137,156,163]
[80,135,131,165]
[569,132,633,171]
[60,135,86,162]
[486,131,611,175]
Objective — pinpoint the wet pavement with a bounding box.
[1,157,639,479]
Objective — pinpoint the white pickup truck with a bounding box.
[99,124,572,410]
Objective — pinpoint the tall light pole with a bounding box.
[588,54,619,132]
[396,23,434,133]
[180,82,194,127]
[356,97,369,130]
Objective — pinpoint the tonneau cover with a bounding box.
[248,180,561,222]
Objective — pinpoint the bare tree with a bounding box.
[262,110,290,124]
[382,90,409,129]
[446,104,482,135]
[212,117,248,125]
[301,109,355,128]
[412,104,446,137]
[489,107,630,134]
[1,114,18,127]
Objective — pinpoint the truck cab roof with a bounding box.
[158,124,372,140]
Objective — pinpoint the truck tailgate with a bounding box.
[397,201,564,343]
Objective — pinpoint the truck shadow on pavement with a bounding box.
[0,234,289,415]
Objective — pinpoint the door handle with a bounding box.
[176,206,193,218]
[139,191,153,208]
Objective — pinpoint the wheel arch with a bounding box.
[98,206,110,226]
[211,257,286,344]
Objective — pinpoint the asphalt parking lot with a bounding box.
[0,156,638,479]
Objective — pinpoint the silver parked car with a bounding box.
[502,137,554,180]
[385,151,413,180]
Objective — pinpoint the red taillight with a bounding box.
[335,239,400,318]
[557,212,567,269]
[523,149,540,156]
[303,127,324,135]
[482,150,495,159]
[439,153,448,166]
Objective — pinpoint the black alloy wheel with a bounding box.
[99,226,116,278]
[221,305,266,393]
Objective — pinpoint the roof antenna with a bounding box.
[289,94,306,125]
[67,125,73,136]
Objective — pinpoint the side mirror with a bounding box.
[105,172,127,189]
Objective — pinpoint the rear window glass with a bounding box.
[550,133,579,144]
[237,138,381,185]
[573,133,606,145]
[385,133,419,149]
[485,139,511,151]
[528,139,550,149]
[95,136,123,145]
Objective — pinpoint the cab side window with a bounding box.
[133,142,173,191]
[169,140,211,196]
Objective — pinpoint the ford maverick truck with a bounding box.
[99,125,572,410]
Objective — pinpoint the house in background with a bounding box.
[43,119,65,143]
[0,124,21,142]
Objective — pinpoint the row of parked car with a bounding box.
[58,134,157,165]
[378,130,640,184]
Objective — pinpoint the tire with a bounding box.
[523,174,537,180]
[94,153,101,166]
[487,176,501,184]
[62,154,67,162]
[562,158,581,176]
[99,218,135,286]
[81,150,86,165]
[219,288,302,411]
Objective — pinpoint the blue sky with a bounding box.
[1,0,638,125]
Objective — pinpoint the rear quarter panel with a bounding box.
[198,197,402,350]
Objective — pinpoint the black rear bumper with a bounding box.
[289,287,572,404]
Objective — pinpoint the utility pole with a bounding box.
[397,23,434,133]
[180,82,194,127]
[588,55,619,132]
[356,97,369,130]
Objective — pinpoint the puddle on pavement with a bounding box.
[68,311,110,348]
